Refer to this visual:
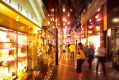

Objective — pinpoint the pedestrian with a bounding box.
[96,43,106,75]
[87,45,95,69]
[62,43,66,52]
[84,44,89,58]
[69,43,75,61]
[76,42,86,80]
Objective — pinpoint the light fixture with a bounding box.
[55,18,57,22]
[89,19,91,22]
[70,9,72,12]
[97,8,100,12]
[16,16,19,21]
[95,15,99,19]
[112,18,119,23]
[63,23,66,26]
[88,31,92,34]
[48,21,50,25]
[81,28,84,31]
[68,13,70,17]
[53,26,55,29]
[67,21,70,25]
[63,7,65,12]
[51,8,54,12]
[88,25,92,29]
[96,18,101,21]
[107,29,111,37]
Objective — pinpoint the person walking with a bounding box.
[76,42,86,80]
[69,43,75,61]
[96,44,106,75]
[87,45,95,69]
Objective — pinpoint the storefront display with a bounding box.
[111,27,119,71]
[0,27,27,80]
[0,27,16,80]
[17,32,27,79]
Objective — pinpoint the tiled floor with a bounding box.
[51,54,119,80]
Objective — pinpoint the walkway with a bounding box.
[51,54,119,80]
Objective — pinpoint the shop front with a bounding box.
[81,6,104,56]
[0,1,42,79]
[107,0,119,71]
[110,27,119,71]
[0,27,28,79]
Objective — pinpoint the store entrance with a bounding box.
[111,27,119,71]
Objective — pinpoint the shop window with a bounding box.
[26,10,28,17]
[6,0,11,3]
[0,27,27,80]
[18,4,22,12]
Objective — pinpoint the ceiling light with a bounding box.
[63,23,66,26]
[55,18,57,22]
[53,26,55,29]
[16,16,19,21]
[112,18,119,23]
[97,8,100,12]
[62,17,66,21]
[88,31,92,34]
[48,21,50,25]
[63,7,65,12]
[81,28,84,31]
[107,29,111,37]
[16,18,19,21]
[95,15,99,19]
[89,26,92,28]
[68,13,70,17]
[95,26,100,31]
[51,8,54,12]
[70,9,72,12]
[89,19,91,22]
[67,21,70,25]
[96,18,101,21]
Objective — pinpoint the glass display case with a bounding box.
[0,27,28,79]
[0,27,16,80]
[111,27,119,71]
[17,32,27,79]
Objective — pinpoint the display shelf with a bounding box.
[0,27,17,80]
[0,42,15,49]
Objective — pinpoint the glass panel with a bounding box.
[17,32,27,78]
[0,27,16,80]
